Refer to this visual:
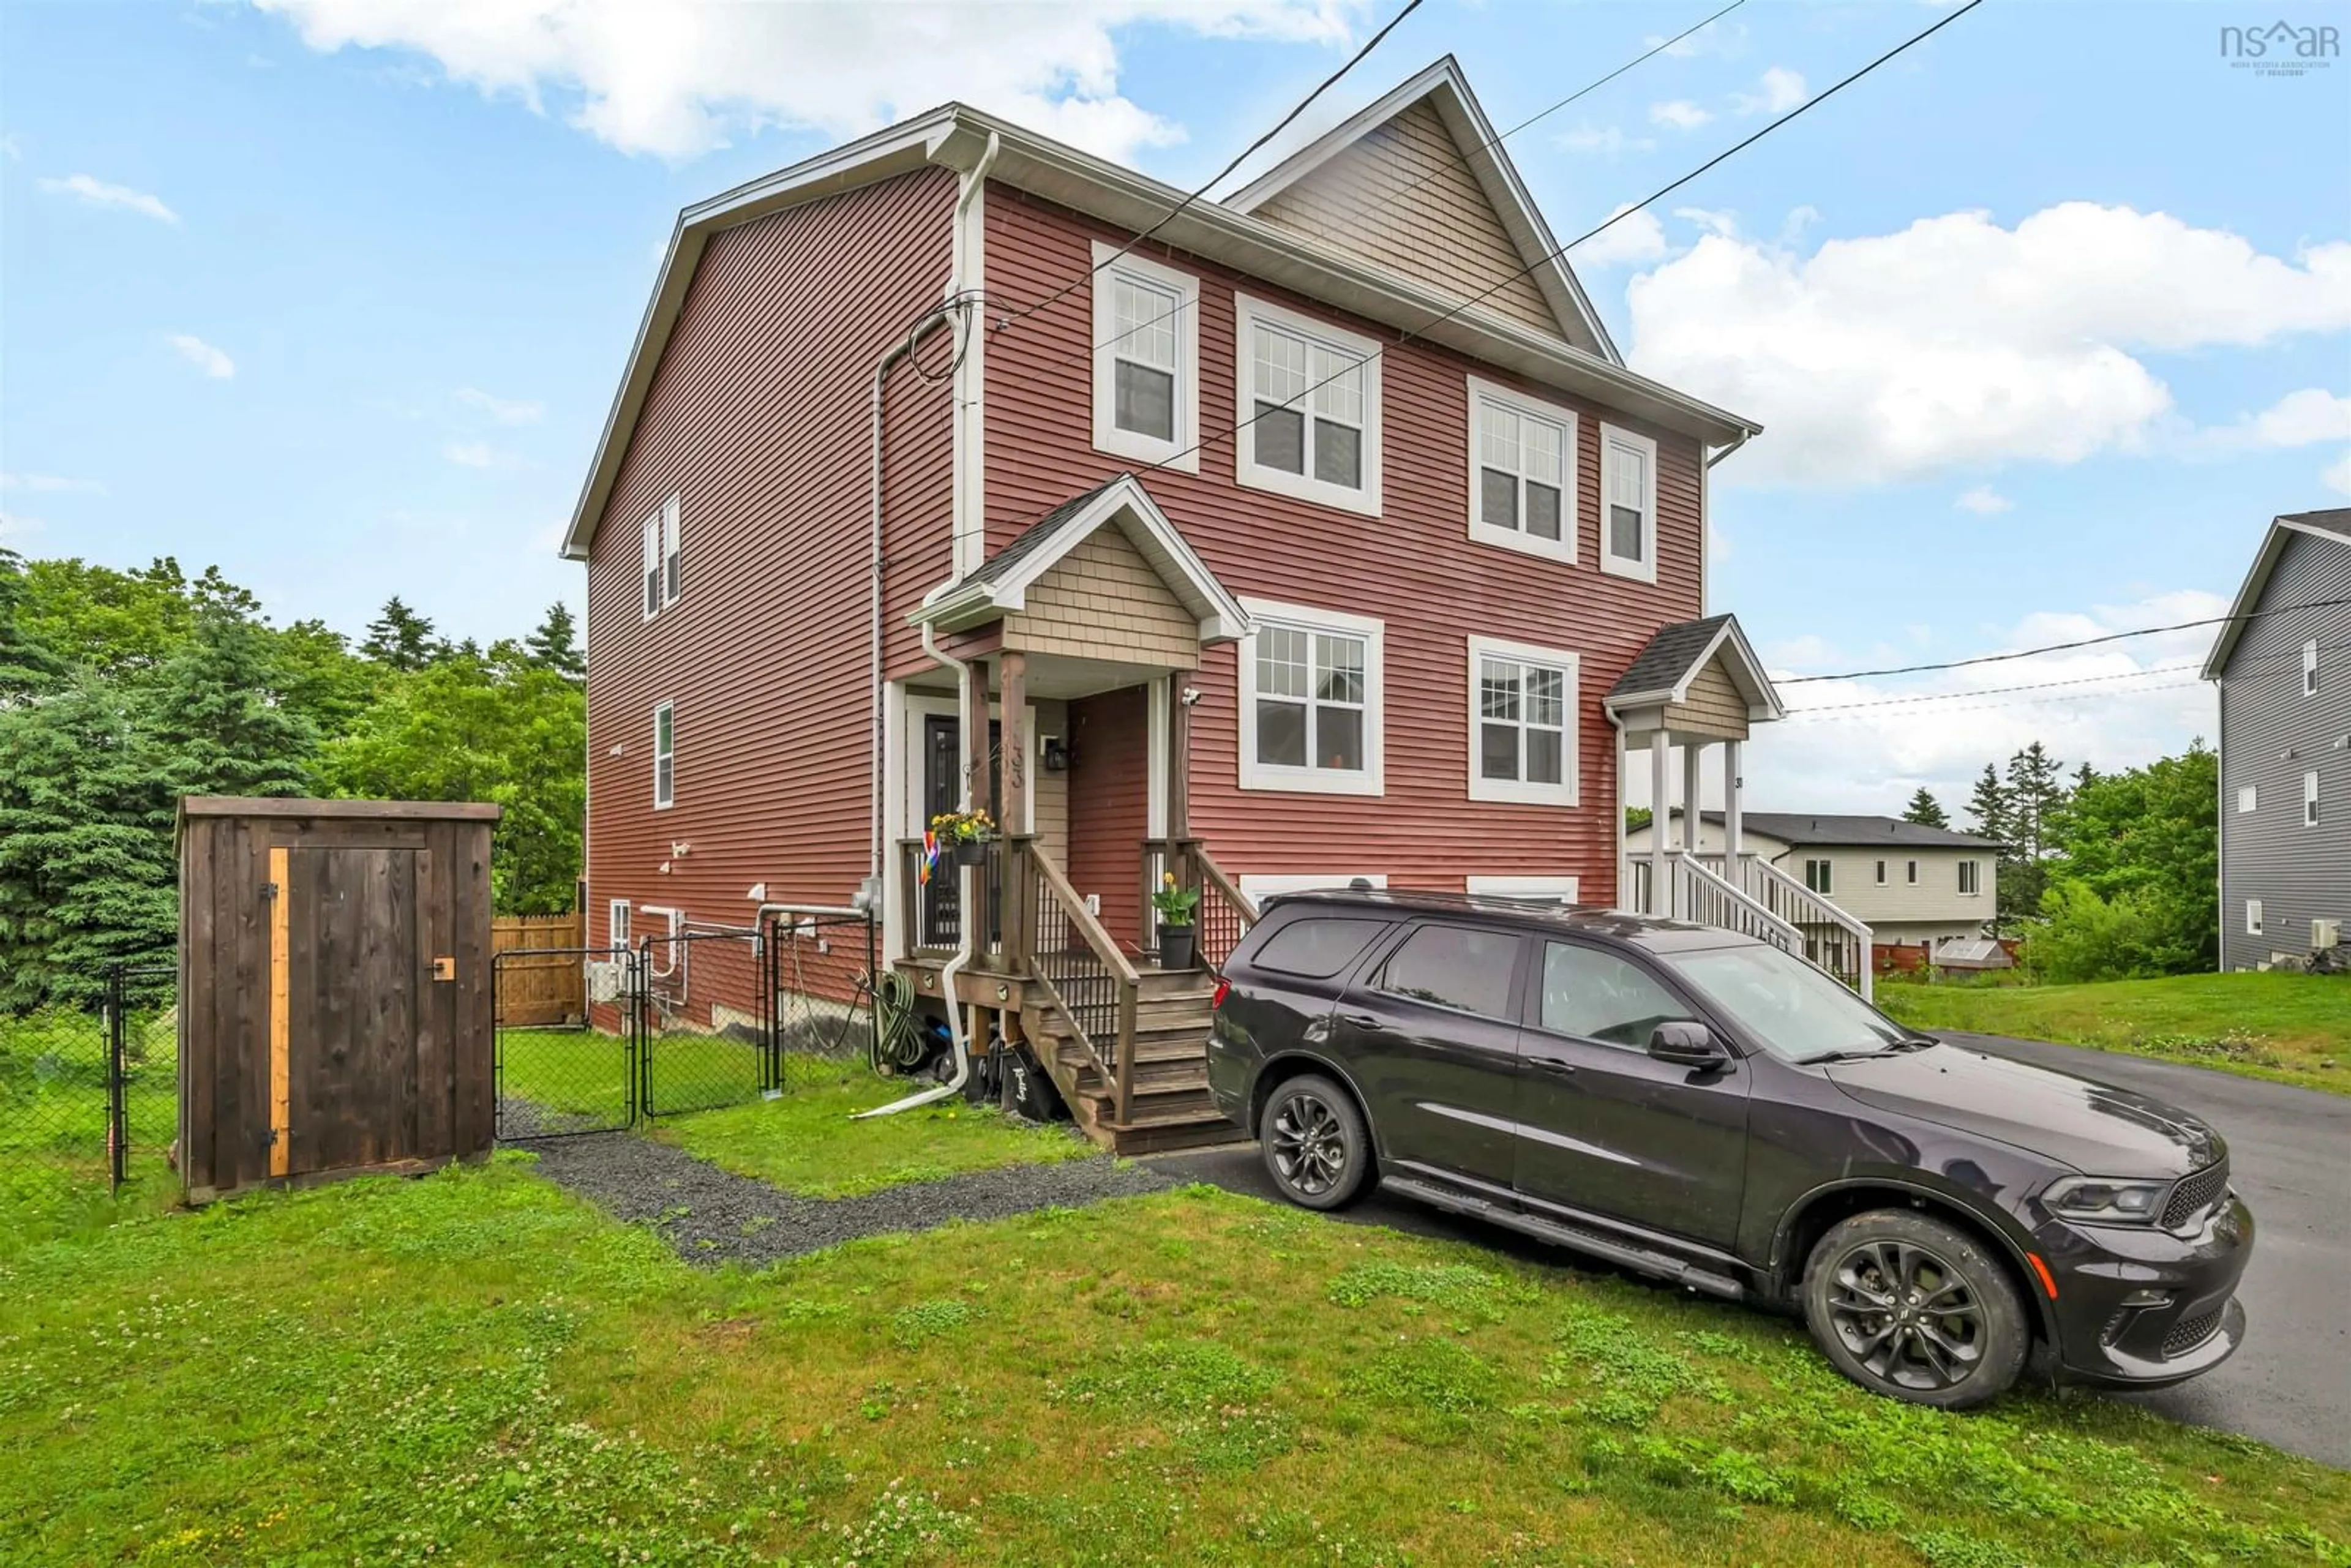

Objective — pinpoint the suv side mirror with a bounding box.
[1649,1020,1731,1070]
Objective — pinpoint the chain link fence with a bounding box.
[1,960,178,1217]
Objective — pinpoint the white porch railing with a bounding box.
[1623,850,1874,1000]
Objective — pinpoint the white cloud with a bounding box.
[443,440,495,468]
[1574,204,1668,267]
[37,173,179,223]
[1732,66,1806,116]
[1649,99,1712,131]
[1,471,106,495]
[254,0,1363,162]
[2,133,21,162]
[1626,203,2351,486]
[2200,386,2350,451]
[1674,206,1738,238]
[455,386,544,425]
[1954,484,2012,514]
[0,511,45,542]
[1555,122,1655,159]
[167,334,236,378]
[2325,454,2351,496]
[1644,20,1746,59]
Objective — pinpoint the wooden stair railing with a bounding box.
[1142,838,1260,974]
[1011,837,1142,1123]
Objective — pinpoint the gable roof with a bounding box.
[915,473,1249,642]
[1224,57,1616,362]
[1652,809,2004,850]
[2200,508,2351,679]
[1605,613,1785,722]
[558,82,1760,561]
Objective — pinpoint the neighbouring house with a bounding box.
[560,58,1851,1150]
[1627,811,2001,962]
[2202,508,2351,971]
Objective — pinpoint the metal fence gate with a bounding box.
[492,912,879,1140]
[0,958,178,1210]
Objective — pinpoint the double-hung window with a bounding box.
[2247,899,2264,936]
[653,702,675,809]
[2306,770,2321,827]
[642,494,681,617]
[1090,245,1198,469]
[1235,295,1380,515]
[1467,635,1578,806]
[2306,640,2320,697]
[1239,599,1382,795]
[1468,377,1575,562]
[608,899,631,953]
[1804,858,1832,895]
[1958,859,1981,896]
[641,512,662,618]
[1599,424,1658,582]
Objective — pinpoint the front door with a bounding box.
[277,844,427,1177]
[1513,939,1750,1248]
[920,713,1002,949]
[1330,921,1526,1194]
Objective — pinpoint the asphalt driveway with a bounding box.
[1150,1034,2350,1468]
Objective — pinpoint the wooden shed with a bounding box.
[177,797,501,1202]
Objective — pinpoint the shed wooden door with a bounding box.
[272,844,430,1176]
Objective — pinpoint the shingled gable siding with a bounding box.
[584,167,957,970]
[983,187,1703,906]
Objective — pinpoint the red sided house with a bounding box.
[562,59,1854,1151]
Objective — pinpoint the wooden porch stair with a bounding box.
[1021,969,1238,1154]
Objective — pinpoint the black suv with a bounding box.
[1206,891,2251,1409]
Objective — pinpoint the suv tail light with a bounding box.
[1210,977,1230,1010]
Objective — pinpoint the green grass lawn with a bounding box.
[1879,971,2351,1093]
[2,1158,2345,1567]
[0,1008,177,1234]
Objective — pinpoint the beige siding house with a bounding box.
[1628,812,2001,947]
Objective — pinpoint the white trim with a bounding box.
[1603,613,1786,722]
[1905,858,1919,885]
[1874,859,1888,886]
[1957,858,1981,896]
[1465,375,1577,565]
[1146,675,1171,838]
[1240,872,1389,898]
[1465,633,1580,806]
[2306,639,2320,697]
[1237,597,1385,796]
[1466,874,1580,904]
[1232,294,1382,517]
[661,493,681,606]
[2246,898,2263,936]
[2237,784,2257,814]
[1598,424,1659,583]
[653,700,675,809]
[1802,857,1832,895]
[1090,242,1199,473]
[2306,769,2320,827]
[640,511,662,620]
[607,898,631,950]
[903,691,1040,835]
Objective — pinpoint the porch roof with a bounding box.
[913,474,1251,643]
[1604,613,1784,723]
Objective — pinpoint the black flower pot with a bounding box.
[1158,923,1196,971]
[953,839,989,867]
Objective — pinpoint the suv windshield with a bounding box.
[1658,942,1913,1063]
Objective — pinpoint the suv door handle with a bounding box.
[1528,1056,1577,1076]
[1339,1013,1384,1030]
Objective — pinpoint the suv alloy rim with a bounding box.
[1824,1238,1987,1392]
[1269,1090,1346,1196]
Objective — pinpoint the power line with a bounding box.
[1776,597,2351,685]
[991,0,1428,337]
[1784,661,2207,714]
[1782,680,2209,726]
[1119,0,1987,481]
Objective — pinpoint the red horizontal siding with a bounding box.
[982,187,1706,904]
[584,167,956,970]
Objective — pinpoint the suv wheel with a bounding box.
[1259,1074,1372,1211]
[1801,1210,2028,1410]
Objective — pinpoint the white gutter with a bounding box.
[855,620,980,1118]
[1704,429,1755,469]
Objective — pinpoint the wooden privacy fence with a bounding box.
[491,912,587,1026]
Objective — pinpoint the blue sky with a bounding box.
[4,1,2347,811]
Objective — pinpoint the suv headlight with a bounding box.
[2044,1175,2167,1225]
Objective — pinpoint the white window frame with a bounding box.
[1239,872,1389,899]
[1803,858,1832,895]
[2306,770,2320,827]
[1467,874,1581,905]
[653,700,675,809]
[608,899,631,952]
[1237,598,1384,796]
[1874,859,1888,886]
[2238,785,2257,814]
[2247,898,2263,936]
[2305,639,2320,697]
[1958,859,1981,896]
[1905,859,1919,885]
[1090,244,1199,471]
[661,493,681,607]
[1598,424,1659,584]
[1466,634,1580,806]
[640,511,662,620]
[1233,294,1382,517]
[1466,376,1577,564]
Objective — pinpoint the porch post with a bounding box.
[1681,741,1704,855]
[998,651,1029,835]
[1167,678,1192,842]
[962,662,992,822]
[1648,727,1670,917]
[1723,739,1744,866]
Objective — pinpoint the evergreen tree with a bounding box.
[2073,761,2101,792]
[0,548,67,703]
[525,600,585,680]
[144,609,317,799]
[1900,787,1949,828]
[361,595,441,670]
[2001,741,2069,930]
[1963,764,2010,842]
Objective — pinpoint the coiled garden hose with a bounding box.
[872,969,926,1075]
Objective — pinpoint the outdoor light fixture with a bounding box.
[1041,736,1071,772]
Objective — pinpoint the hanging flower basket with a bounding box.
[928,808,999,872]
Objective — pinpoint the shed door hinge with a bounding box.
[263,881,280,901]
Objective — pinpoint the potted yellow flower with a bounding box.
[1152,870,1201,970]
[929,808,998,867]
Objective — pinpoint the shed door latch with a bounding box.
[262,881,279,901]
